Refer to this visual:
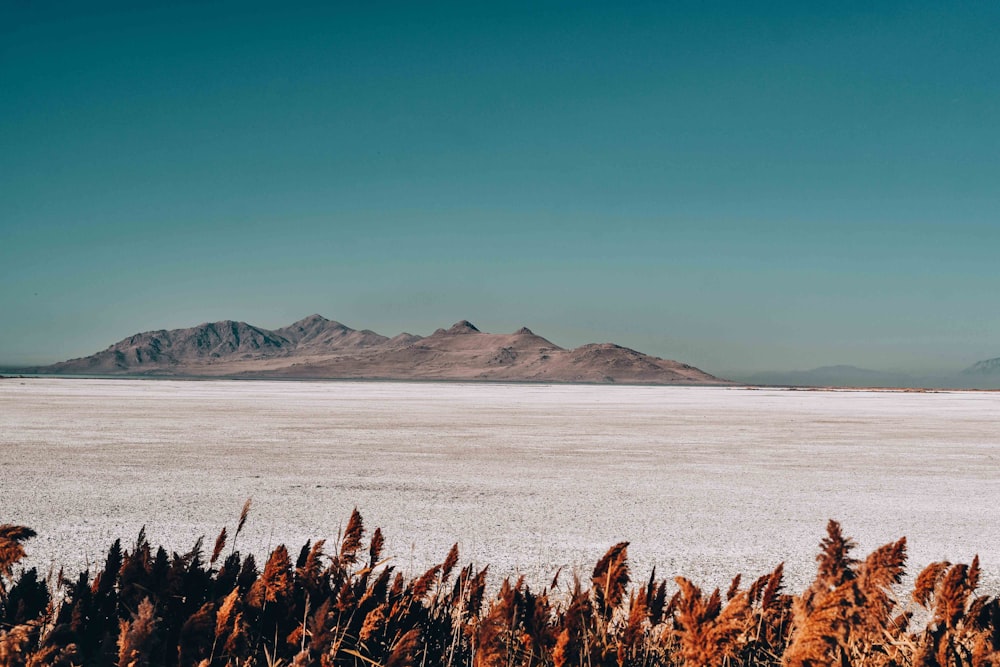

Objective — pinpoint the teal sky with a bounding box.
[2,1,998,375]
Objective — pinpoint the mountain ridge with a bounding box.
[28,316,730,385]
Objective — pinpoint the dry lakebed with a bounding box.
[2,377,999,594]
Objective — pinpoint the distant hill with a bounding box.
[962,357,1000,377]
[27,315,730,385]
[745,365,917,388]
[743,362,1000,390]
[959,357,1000,388]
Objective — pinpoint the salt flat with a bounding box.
[2,378,998,594]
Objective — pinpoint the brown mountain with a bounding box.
[34,316,730,384]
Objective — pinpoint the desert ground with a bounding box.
[2,378,998,592]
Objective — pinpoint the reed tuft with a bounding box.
[2,511,999,667]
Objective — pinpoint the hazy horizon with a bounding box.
[3,2,998,375]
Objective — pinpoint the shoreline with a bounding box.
[3,371,998,392]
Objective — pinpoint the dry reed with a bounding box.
[1,511,998,667]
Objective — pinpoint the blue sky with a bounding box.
[2,1,998,374]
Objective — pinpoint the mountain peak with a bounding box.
[514,326,534,335]
[446,320,480,334]
[281,314,351,332]
[290,314,329,326]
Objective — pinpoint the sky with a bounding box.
[2,1,998,376]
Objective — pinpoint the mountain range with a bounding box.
[23,315,729,385]
[13,315,1000,388]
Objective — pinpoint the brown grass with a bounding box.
[0,513,998,667]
